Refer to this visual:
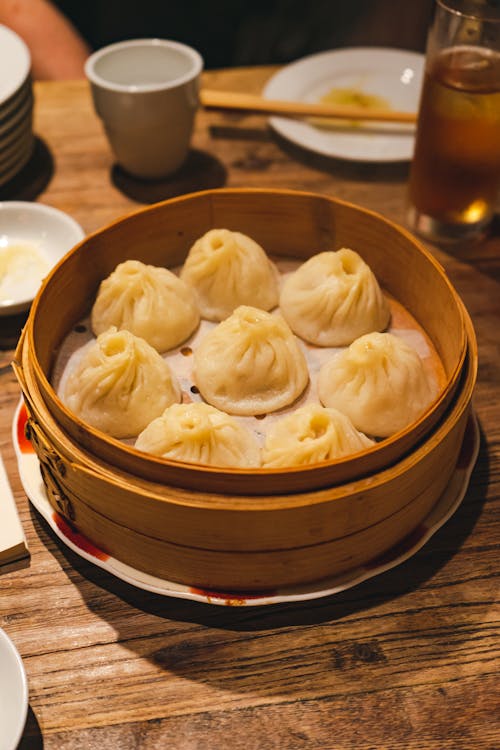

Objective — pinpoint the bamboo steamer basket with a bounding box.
[23,188,466,495]
[14,308,476,591]
[13,188,475,592]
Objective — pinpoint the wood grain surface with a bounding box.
[0,67,498,750]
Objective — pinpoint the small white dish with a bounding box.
[0,26,31,106]
[263,47,424,162]
[0,628,28,750]
[0,202,85,315]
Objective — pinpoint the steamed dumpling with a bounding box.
[63,327,181,438]
[135,403,261,468]
[193,305,309,416]
[262,404,374,468]
[279,248,390,346]
[91,259,200,352]
[318,332,437,437]
[180,228,279,321]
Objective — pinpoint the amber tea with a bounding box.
[409,45,500,240]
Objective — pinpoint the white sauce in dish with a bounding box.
[0,239,50,304]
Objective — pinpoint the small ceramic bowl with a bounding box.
[0,201,85,316]
[0,628,28,750]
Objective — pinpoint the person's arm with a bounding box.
[0,0,91,79]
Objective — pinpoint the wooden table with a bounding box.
[0,67,498,750]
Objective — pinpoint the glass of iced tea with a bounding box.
[408,0,500,243]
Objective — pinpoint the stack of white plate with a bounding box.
[0,25,34,190]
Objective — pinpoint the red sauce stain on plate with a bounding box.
[53,512,109,561]
[190,586,276,605]
[17,403,35,454]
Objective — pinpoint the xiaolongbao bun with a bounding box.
[135,403,261,468]
[180,228,279,321]
[63,327,181,438]
[318,332,436,437]
[194,306,309,416]
[262,404,374,468]
[279,248,390,347]
[91,259,199,352]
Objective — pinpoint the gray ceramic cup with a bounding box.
[85,39,203,179]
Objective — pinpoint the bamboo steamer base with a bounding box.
[43,438,463,590]
[14,314,476,592]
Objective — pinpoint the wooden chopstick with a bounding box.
[200,89,417,124]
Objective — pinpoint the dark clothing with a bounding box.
[55,0,433,68]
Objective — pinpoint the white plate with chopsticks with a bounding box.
[263,47,424,162]
[0,628,28,750]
